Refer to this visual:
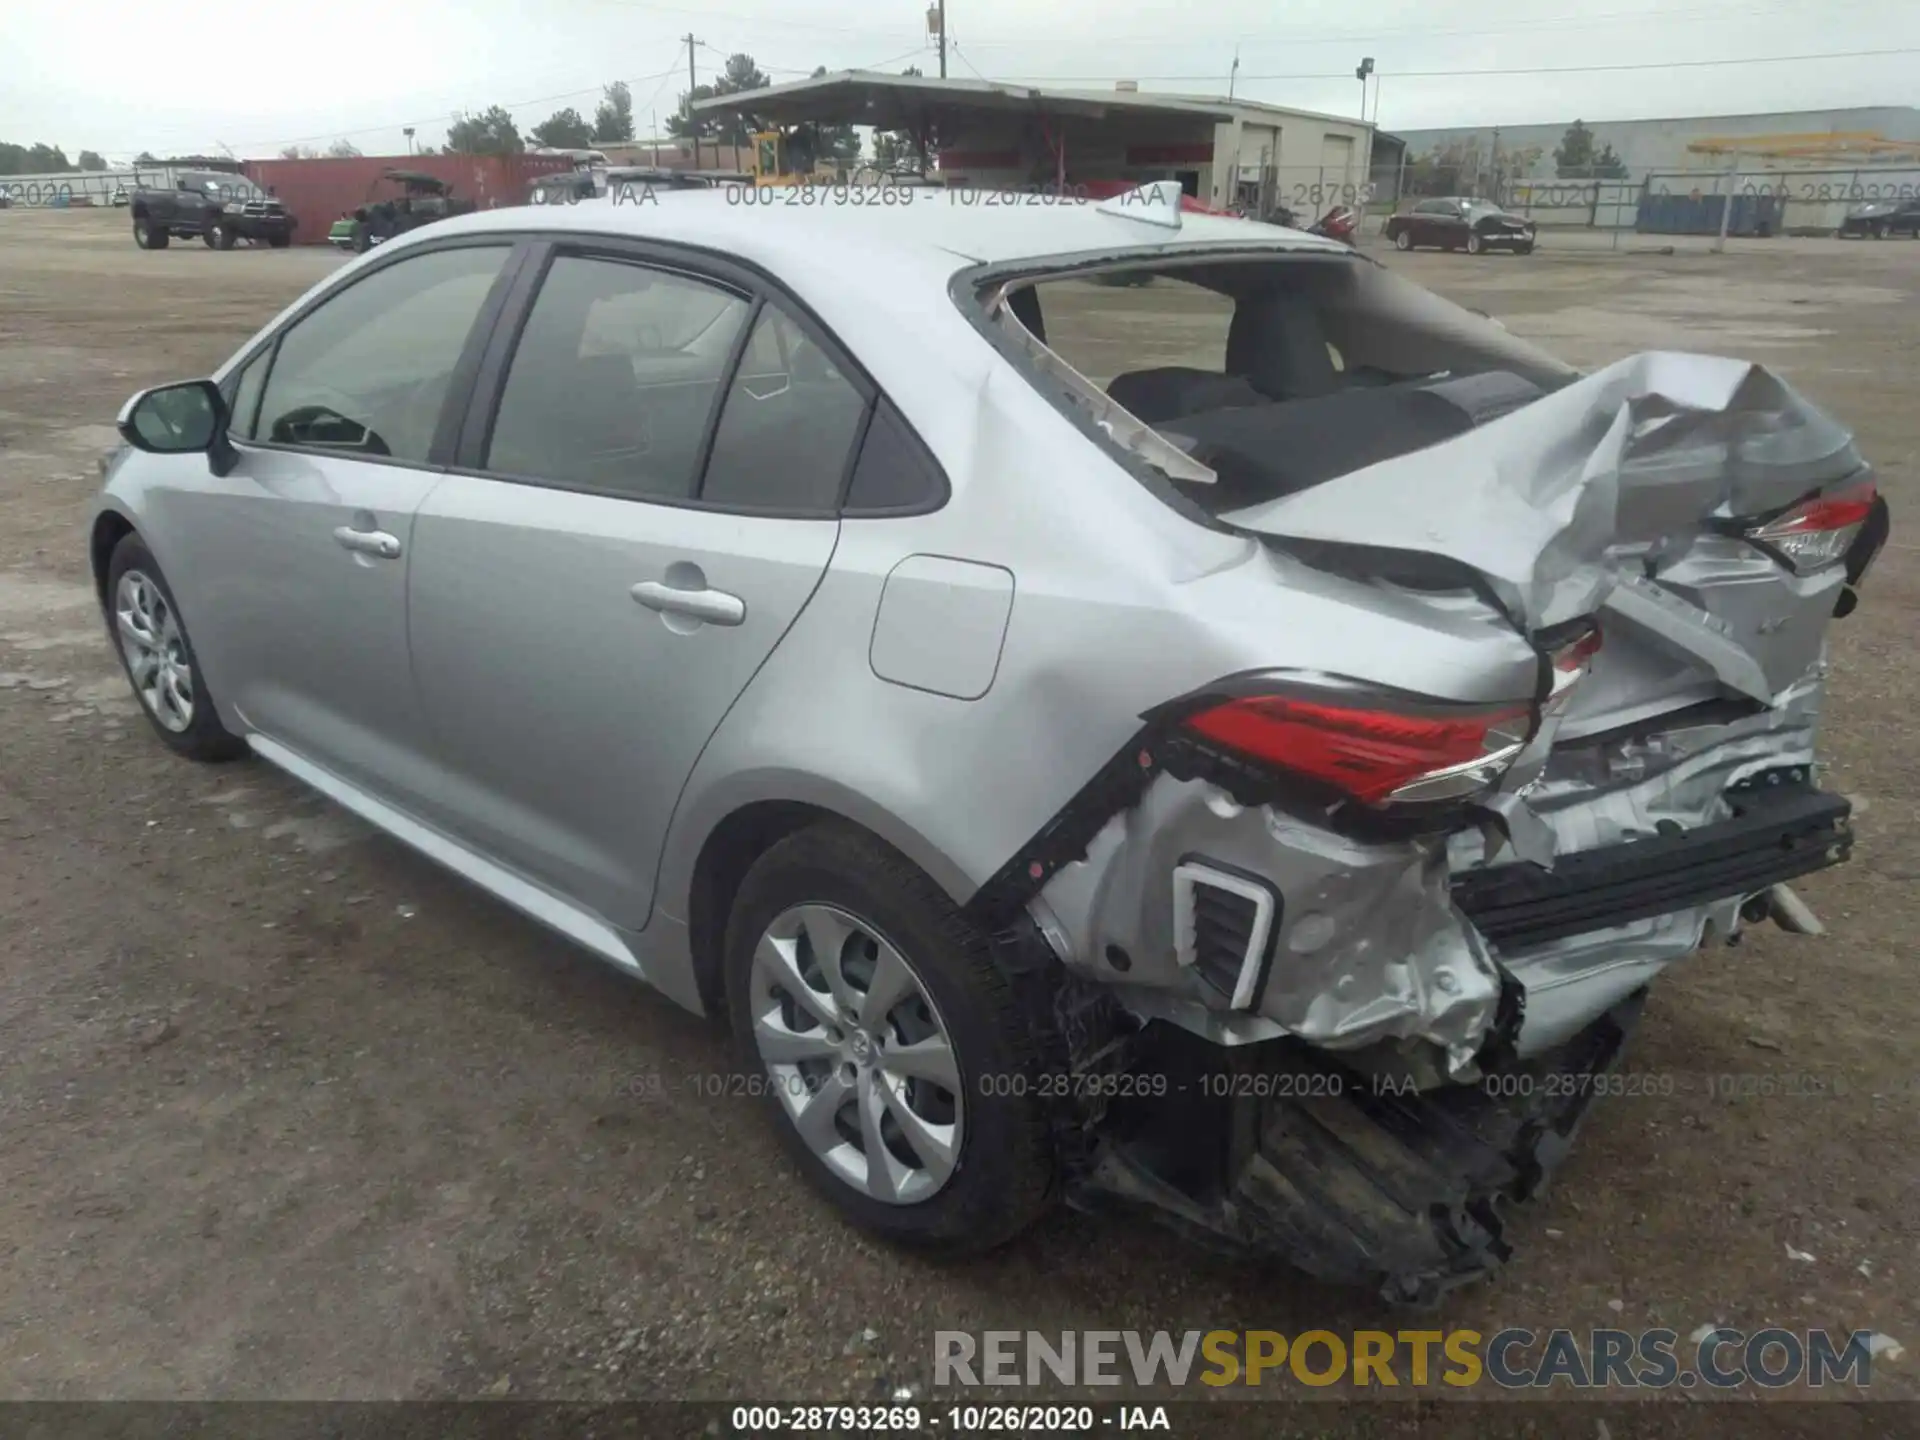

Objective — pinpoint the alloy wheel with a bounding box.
[748,903,964,1205]
[114,570,194,732]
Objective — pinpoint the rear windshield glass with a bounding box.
[977,252,1576,516]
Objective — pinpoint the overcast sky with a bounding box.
[1,0,1914,160]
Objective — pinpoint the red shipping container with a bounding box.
[240,153,574,245]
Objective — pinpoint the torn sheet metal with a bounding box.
[1444,671,1825,1051]
[1219,352,1862,638]
[1039,772,1503,1073]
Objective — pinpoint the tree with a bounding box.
[135,151,159,165]
[667,53,775,151]
[280,144,319,160]
[0,142,75,174]
[1553,120,1628,179]
[77,149,106,171]
[592,82,634,143]
[531,107,595,149]
[326,139,362,158]
[444,106,522,156]
[667,85,719,145]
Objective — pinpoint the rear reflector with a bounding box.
[1748,477,1878,573]
[1181,691,1532,806]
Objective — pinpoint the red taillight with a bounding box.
[1748,478,1877,572]
[1181,692,1532,806]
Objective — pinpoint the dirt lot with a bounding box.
[1,208,1915,1421]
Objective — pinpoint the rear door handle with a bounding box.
[630,580,746,627]
[332,526,402,560]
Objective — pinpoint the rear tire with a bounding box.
[1393,228,1413,251]
[724,822,1056,1254]
[104,534,247,763]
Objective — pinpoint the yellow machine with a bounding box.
[749,129,838,187]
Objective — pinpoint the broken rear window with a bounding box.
[977,252,1577,515]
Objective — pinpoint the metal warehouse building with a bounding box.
[694,71,1375,218]
[1395,105,1920,183]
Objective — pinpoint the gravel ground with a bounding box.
[0,209,1914,1427]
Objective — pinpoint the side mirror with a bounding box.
[117,379,238,475]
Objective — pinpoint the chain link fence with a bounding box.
[0,169,179,207]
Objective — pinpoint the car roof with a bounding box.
[414,185,1345,271]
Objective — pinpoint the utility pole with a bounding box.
[685,33,702,169]
[1713,147,1738,254]
[929,3,947,79]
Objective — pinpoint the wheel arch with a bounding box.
[89,507,138,608]
[669,777,980,1019]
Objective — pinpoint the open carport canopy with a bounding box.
[689,70,1239,135]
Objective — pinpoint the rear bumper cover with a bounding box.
[1453,775,1850,951]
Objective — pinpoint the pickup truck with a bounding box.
[130,172,295,250]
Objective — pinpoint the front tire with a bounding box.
[1467,231,1485,255]
[104,534,247,762]
[724,822,1056,1253]
[133,216,168,249]
[205,219,236,250]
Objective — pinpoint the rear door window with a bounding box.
[484,254,751,498]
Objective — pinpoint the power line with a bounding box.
[589,0,1859,50]
[983,47,1920,85]
[596,0,921,40]
[228,65,685,152]
[955,0,1887,49]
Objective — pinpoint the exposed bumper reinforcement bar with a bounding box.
[1451,777,1851,952]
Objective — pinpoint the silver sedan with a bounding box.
[93,183,1885,1301]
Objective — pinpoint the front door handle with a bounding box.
[630,580,746,627]
[332,526,402,560]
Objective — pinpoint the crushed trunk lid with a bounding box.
[1217,352,1866,643]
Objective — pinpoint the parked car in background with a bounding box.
[130,172,294,250]
[92,186,1886,1303]
[1385,196,1536,254]
[528,165,750,205]
[1837,197,1920,238]
[328,169,476,253]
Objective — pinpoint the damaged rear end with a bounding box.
[969,239,1890,1301]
